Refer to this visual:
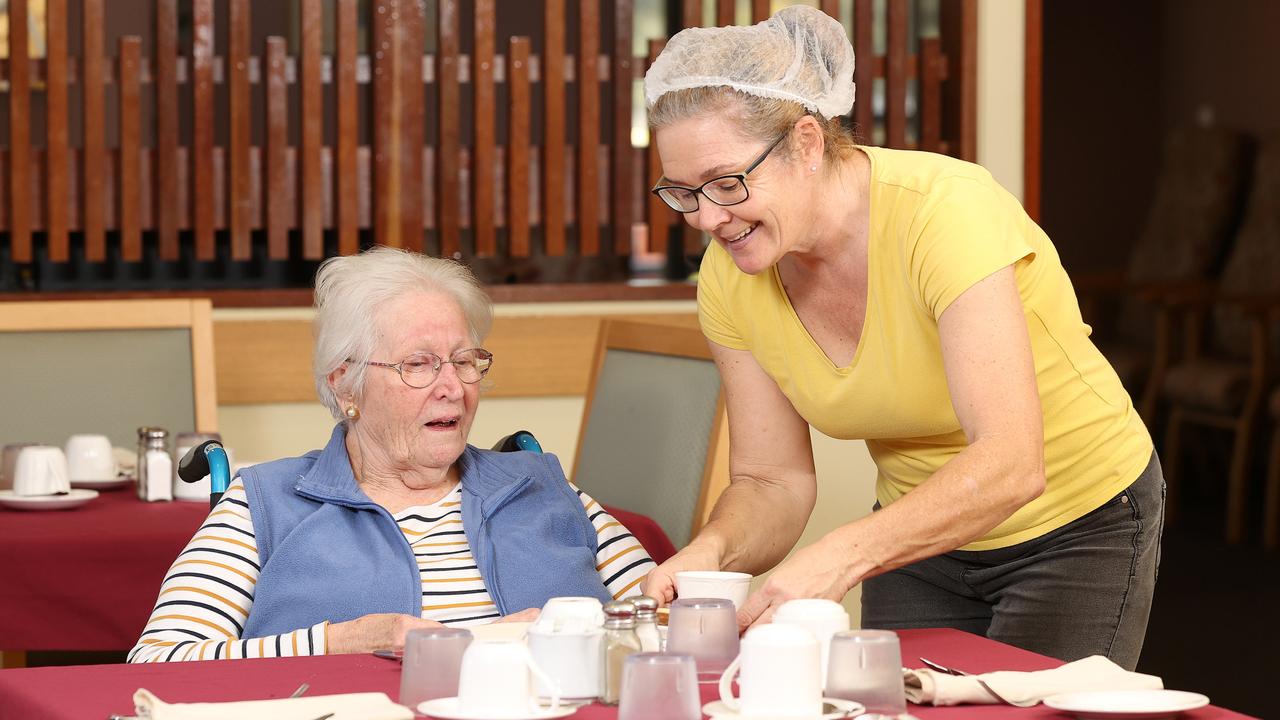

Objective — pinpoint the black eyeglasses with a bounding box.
[650,131,790,213]
[360,348,493,388]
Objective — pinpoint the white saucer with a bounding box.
[702,697,864,719]
[70,475,134,490]
[0,488,99,511]
[417,697,577,720]
[1044,690,1210,719]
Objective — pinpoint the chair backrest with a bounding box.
[1118,127,1251,341]
[1212,133,1280,360]
[571,319,728,548]
[0,299,218,449]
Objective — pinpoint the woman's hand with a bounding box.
[735,535,858,631]
[640,541,725,605]
[325,613,446,655]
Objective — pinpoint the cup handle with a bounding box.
[718,654,743,711]
[525,652,561,710]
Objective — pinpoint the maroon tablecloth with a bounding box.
[0,490,210,651]
[0,629,1255,719]
[0,490,674,652]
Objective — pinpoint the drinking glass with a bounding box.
[664,598,740,683]
[398,627,473,709]
[826,630,908,718]
[619,653,700,720]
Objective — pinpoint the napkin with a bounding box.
[133,688,413,720]
[903,655,1163,707]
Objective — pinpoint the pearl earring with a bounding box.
[810,165,818,173]
[345,405,360,420]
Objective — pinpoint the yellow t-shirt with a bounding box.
[697,145,1153,550]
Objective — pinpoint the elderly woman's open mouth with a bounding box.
[424,415,461,430]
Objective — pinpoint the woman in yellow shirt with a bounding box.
[640,7,1162,670]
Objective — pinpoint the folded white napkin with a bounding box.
[903,655,1163,707]
[133,688,413,720]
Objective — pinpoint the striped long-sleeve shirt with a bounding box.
[129,477,654,663]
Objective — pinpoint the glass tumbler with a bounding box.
[398,627,474,710]
[619,653,700,720]
[826,630,908,718]
[664,597,740,683]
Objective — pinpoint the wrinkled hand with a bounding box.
[325,613,446,655]
[496,608,540,623]
[640,542,724,606]
[736,538,856,632]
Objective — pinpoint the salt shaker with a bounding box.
[632,595,661,653]
[136,427,173,502]
[601,600,642,705]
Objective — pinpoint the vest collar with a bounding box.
[295,424,530,508]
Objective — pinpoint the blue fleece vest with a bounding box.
[239,424,611,638]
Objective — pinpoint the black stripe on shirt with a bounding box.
[603,558,653,587]
[154,599,245,635]
[419,588,490,597]
[397,509,461,524]
[167,572,255,601]
[176,546,262,571]
[415,548,470,558]
[199,522,256,540]
[165,641,194,662]
[418,564,479,573]
[596,533,637,553]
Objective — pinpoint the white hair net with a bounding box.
[644,5,855,119]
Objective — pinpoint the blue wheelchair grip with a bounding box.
[206,446,231,496]
[513,431,543,453]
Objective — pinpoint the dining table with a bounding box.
[0,488,676,655]
[0,628,1255,719]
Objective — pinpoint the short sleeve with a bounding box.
[696,245,750,350]
[907,176,1036,319]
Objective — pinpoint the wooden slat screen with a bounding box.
[0,1,976,293]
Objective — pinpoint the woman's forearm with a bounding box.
[830,435,1044,586]
[694,468,818,575]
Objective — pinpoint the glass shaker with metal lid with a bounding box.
[136,427,172,501]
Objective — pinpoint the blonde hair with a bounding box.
[312,247,493,420]
[649,87,860,164]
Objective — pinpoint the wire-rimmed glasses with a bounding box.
[650,131,789,213]
[361,348,493,388]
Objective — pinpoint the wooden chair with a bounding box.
[0,299,218,451]
[1158,136,1280,543]
[1075,127,1250,422]
[570,319,729,549]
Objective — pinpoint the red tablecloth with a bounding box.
[0,490,210,651]
[0,629,1254,720]
[0,490,674,651]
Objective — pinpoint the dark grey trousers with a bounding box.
[861,452,1164,671]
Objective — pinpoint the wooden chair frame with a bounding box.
[0,299,219,434]
[572,319,729,542]
[1161,293,1277,543]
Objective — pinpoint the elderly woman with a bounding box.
[130,248,653,662]
[640,6,1162,670]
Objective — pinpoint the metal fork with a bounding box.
[917,656,1034,707]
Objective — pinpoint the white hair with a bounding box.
[312,247,493,420]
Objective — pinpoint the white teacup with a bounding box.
[674,570,752,608]
[13,446,72,497]
[527,626,605,699]
[457,640,561,716]
[65,434,116,482]
[1,443,39,490]
[773,598,851,689]
[719,623,823,718]
[535,596,605,633]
